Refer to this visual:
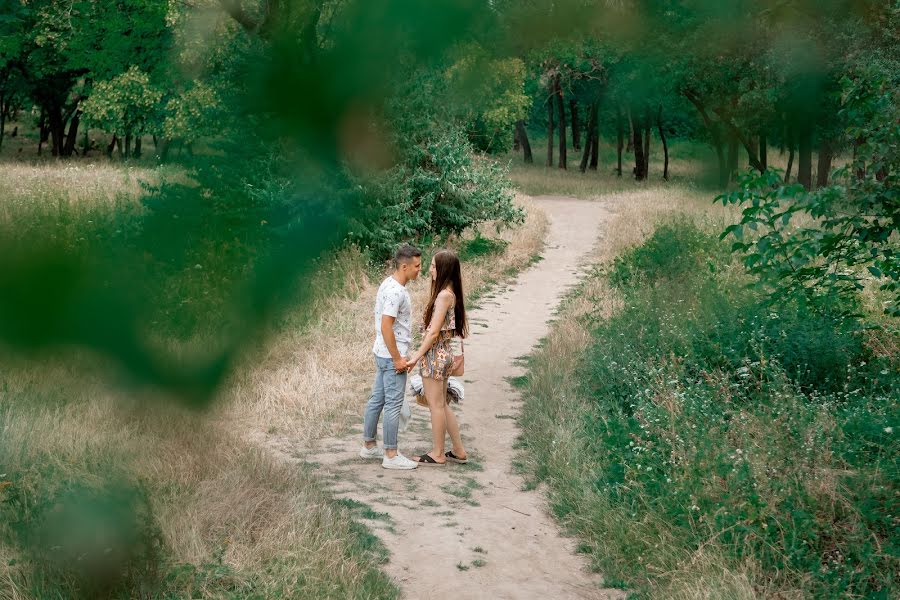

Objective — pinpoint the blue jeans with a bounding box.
[363,355,407,450]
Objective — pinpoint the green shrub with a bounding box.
[457,233,510,262]
[349,128,523,261]
[525,219,900,598]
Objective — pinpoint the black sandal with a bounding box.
[415,453,445,466]
[445,451,468,464]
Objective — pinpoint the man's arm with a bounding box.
[381,314,407,372]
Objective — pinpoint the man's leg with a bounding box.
[381,366,408,458]
[362,357,388,448]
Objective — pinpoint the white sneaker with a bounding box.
[382,452,418,470]
[359,445,384,459]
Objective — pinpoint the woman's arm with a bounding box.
[409,291,452,366]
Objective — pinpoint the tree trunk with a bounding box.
[554,75,567,169]
[727,134,739,183]
[124,134,132,159]
[657,104,669,181]
[853,136,865,179]
[134,136,142,159]
[616,106,624,177]
[816,140,833,188]
[570,99,580,151]
[107,135,118,158]
[0,93,5,152]
[37,108,50,156]
[82,128,90,156]
[683,92,727,187]
[632,108,646,181]
[515,120,532,164]
[589,103,599,171]
[62,110,81,157]
[759,133,767,171]
[711,137,726,187]
[578,104,596,173]
[642,106,651,178]
[158,138,172,162]
[626,108,634,153]
[797,125,813,190]
[47,103,66,157]
[546,92,554,168]
[579,133,592,173]
[784,130,795,183]
[513,123,520,151]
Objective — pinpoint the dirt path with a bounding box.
[304,197,619,599]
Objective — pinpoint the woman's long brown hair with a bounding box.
[423,250,468,338]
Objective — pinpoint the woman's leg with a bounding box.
[443,396,466,459]
[419,376,448,463]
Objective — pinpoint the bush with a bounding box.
[349,127,523,261]
[525,219,900,598]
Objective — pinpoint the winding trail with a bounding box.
[308,197,619,599]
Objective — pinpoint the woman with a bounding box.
[408,250,469,466]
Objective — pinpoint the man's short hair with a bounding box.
[394,244,421,267]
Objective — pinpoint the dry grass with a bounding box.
[0,161,177,205]
[0,376,397,598]
[225,194,548,444]
[0,156,549,599]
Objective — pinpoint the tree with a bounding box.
[554,72,567,169]
[12,0,171,156]
[81,67,163,158]
[515,119,533,163]
[720,68,900,317]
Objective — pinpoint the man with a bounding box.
[360,244,422,469]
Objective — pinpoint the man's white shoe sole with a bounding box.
[382,461,417,470]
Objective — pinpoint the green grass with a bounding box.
[520,219,899,598]
[505,375,529,389]
[337,498,393,522]
[440,478,483,501]
[457,233,510,262]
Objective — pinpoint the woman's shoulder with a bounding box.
[437,288,456,300]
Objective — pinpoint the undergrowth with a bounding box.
[521,220,899,598]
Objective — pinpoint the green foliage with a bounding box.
[160,82,225,143]
[457,233,510,262]
[523,220,899,597]
[81,67,163,137]
[444,47,530,153]
[718,70,900,317]
[350,127,524,261]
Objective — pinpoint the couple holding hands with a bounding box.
[360,244,469,470]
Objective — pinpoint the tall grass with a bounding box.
[519,218,899,598]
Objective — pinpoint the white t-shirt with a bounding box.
[372,276,412,359]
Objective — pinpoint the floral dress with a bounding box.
[420,308,456,381]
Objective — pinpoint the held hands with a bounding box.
[392,356,408,373]
[405,354,420,373]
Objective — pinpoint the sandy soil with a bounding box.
[288,197,622,599]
